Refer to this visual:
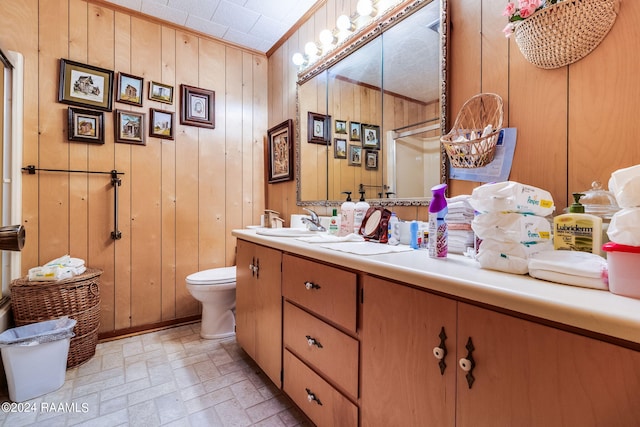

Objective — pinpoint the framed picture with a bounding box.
[307,112,331,144]
[115,109,145,145]
[267,119,294,183]
[335,119,347,134]
[116,72,143,106]
[365,149,378,170]
[334,138,347,159]
[349,121,361,141]
[362,124,380,149]
[180,84,215,128]
[149,81,174,104]
[348,145,362,166]
[58,58,114,111]
[149,109,174,140]
[67,107,104,144]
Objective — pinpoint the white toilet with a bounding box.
[185,266,236,339]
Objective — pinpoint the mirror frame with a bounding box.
[295,0,448,207]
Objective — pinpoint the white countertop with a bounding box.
[232,229,640,346]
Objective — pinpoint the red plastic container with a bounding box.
[602,242,640,299]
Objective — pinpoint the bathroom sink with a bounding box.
[254,227,318,237]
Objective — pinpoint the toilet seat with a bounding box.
[186,266,236,285]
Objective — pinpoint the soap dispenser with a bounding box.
[354,191,370,234]
[339,192,355,237]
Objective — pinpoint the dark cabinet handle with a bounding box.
[306,335,323,348]
[432,326,448,375]
[305,388,323,406]
[459,337,476,389]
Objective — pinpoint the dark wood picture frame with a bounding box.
[267,119,294,183]
[149,108,174,140]
[365,149,378,170]
[115,109,145,145]
[149,81,174,104]
[335,119,347,134]
[67,107,104,144]
[116,72,143,107]
[348,145,362,166]
[362,123,381,149]
[58,58,114,111]
[334,138,347,159]
[307,112,331,144]
[349,121,361,141]
[180,84,215,128]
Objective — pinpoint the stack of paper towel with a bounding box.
[445,195,475,254]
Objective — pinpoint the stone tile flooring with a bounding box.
[0,323,309,426]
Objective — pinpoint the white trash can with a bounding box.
[0,317,76,402]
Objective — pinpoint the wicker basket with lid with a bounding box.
[10,268,102,368]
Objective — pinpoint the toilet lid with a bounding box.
[186,266,236,285]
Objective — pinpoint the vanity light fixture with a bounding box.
[357,0,377,18]
[336,14,355,32]
[304,41,321,58]
[292,52,307,66]
[319,29,337,47]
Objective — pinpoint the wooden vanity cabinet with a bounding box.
[361,275,640,427]
[235,239,282,387]
[281,254,359,427]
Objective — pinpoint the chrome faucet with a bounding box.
[301,208,326,232]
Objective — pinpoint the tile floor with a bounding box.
[0,323,309,426]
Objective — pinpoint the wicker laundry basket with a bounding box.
[514,0,620,69]
[441,93,504,168]
[10,268,102,368]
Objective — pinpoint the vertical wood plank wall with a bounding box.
[0,0,267,334]
[268,0,640,218]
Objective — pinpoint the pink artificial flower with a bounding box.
[502,23,515,38]
[502,2,516,17]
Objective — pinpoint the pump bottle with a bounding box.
[354,191,370,234]
[553,193,602,254]
[429,184,448,258]
[339,192,355,237]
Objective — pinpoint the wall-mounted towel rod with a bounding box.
[22,165,124,240]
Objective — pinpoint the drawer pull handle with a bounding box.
[433,326,448,375]
[306,335,323,348]
[459,337,476,389]
[305,388,323,406]
[304,281,321,290]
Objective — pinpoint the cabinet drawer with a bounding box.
[284,302,359,399]
[282,254,357,332]
[284,350,358,427]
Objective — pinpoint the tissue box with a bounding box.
[602,242,640,299]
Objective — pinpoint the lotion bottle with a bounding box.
[387,212,399,245]
[553,193,603,254]
[354,191,370,234]
[429,184,448,258]
[339,192,355,237]
[328,208,339,235]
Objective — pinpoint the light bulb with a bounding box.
[305,41,320,57]
[319,29,336,46]
[336,14,354,32]
[356,0,376,17]
[292,52,305,66]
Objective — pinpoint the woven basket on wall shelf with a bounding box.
[441,93,504,169]
[514,0,621,70]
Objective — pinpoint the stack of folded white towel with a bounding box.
[469,181,555,274]
[445,195,475,254]
[28,255,86,281]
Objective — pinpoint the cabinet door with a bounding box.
[457,303,640,427]
[361,276,457,427]
[235,240,282,387]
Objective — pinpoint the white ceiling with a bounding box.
[103,0,319,53]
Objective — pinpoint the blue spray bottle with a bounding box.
[428,184,448,258]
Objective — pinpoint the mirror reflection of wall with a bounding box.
[296,0,445,206]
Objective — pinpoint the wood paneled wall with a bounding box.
[268,0,640,219]
[0,0,267,335]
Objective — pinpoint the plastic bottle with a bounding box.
[328,208,340,235]
[387,212,399,245]
[429,183,448,258]
[410,220,419,249]
[339,192,355,237]
[354,191,370,234]
[553,192,603,254]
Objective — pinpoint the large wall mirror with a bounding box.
[296,0,447,206]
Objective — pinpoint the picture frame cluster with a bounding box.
[307,111,380,170]
[58,58,216,146]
